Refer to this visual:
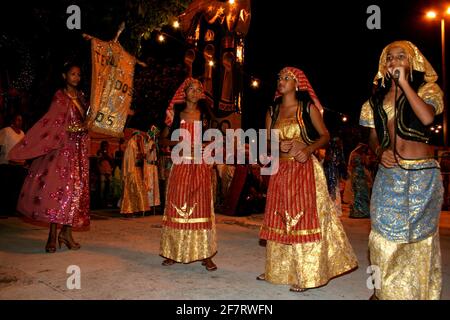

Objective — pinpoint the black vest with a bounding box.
[270,101,319,145]
[169,103,211,140]
[369,87,432,148]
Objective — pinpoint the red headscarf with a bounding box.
[165,77,205,127]
[274,67,324,113]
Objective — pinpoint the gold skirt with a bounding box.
[264,157,358,288]
[160,222,217,263]
[160,163,217,263]
[369,230,441,300]
[120,172,149,214]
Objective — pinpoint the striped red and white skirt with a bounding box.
[260,158,321,244]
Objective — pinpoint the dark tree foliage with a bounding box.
[0,0,193,129]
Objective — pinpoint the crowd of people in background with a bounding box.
[3,111,446,226]
[1,110,436,221]
[0,39,447,300]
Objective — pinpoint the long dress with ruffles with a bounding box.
[8,89,90,228]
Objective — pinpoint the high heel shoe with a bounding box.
[58,235,81,250]
[45,224,57,253]
[45,241,56,253]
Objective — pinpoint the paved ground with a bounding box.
[0,206,449,300]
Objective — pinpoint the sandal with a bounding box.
[289,285,308,292]
[162,259,176,266]
[256,273,265,281]
[203,259,217,271]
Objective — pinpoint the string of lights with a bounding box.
[156,16,360,123]
[152,27,446,129]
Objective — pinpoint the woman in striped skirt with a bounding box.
[258,67,358,292]
[159,78,217,271]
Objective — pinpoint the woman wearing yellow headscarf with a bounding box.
[360,41,444,300]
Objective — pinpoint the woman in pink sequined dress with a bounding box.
[9,62,90,253]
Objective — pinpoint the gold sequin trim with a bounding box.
[67,125,87,133]
[280,157,295,161]
[162,216,212,224]
[275,210,303,235]
[261,225,321,236]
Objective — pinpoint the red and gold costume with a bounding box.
[260,67,358,289]
[160,79,216,263]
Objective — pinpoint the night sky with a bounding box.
[243,0,448,136]
[1,0,448,142]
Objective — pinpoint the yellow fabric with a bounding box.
[160,173,217,263]
[160,215,217,263]
[264,157,358,288]
[375,40,438,87]
[144,164,160,207]
[86,37,136,137]
[369,230,441,300]
[359,81,444,129]
[261,225,321,237]
[120,136,149,214]
[418,82,444,115]
[143,139,160,206]
[272,117,301,141]
[162,216,212,224]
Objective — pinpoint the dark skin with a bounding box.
[160,82,217,270]
[160,83,203,149]
[266,71,330,162]
[62,66,81,102]
[46,66,83,253]
[10,115,23,134]
[369,46,436,168]
[262,72,330,292]
[160,83,215,157]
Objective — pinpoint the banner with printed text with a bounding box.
[86,38,136,137]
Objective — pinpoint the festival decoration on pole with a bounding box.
[178,0,251,132]
[83,23,147,137]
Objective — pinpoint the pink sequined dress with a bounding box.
[8,89,90,228]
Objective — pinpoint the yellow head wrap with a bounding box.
[374,40,438,87]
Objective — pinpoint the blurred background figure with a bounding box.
[110,138,125,208]
[323,137,348,216]
[120,131,149,217]
[0,113,26,217]
[440,151,450,210]
[96,140,113,208]
[346,143,372,218]
[143,125,161,214]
